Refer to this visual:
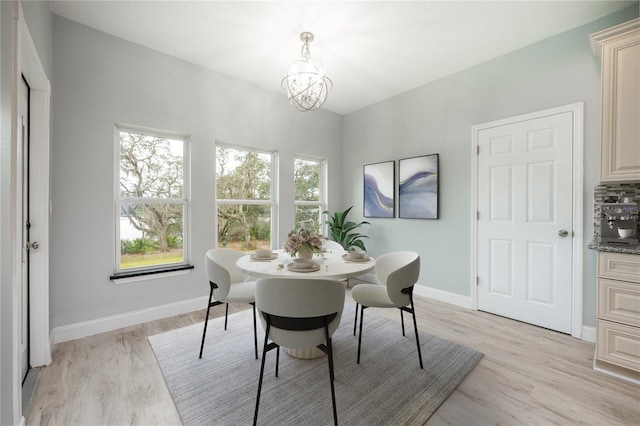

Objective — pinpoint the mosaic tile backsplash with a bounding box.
[593,182,640,238]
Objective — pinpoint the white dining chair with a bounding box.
[351,251,423,369]
[322,239,344,251]
[199,248,258,360]
[253,278,345,426]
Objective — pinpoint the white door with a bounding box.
[19,76,31,380]
[476,110,574,334]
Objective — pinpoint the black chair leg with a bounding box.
[275,346,280,378]
[353,303,358,336]
[224,303,229,330]
[400,308,406,336]
[199,284,216,359]
[356,305,366,364]
[325,326,338,426]
[254,324,271,426]
[252,302,258,359]
[409,297,424,369]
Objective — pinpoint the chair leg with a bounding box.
[409,296,424,369]
[353,303,359,336]
[254,324,271,426]
[199,284,215,359]
[251,302,258,359]
[224,303,229,330]
[356,304,366,364]
[275,346,280,378]
[325,326,338,426]
[400,308,406,336]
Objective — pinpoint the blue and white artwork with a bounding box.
[363,161,395,218]
[399,154,439,219]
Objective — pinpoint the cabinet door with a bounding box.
[598,278,640,326]
[596,320,640,373]
[599,25,640,182]
[598,252,640,283]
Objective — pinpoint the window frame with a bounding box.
[294,155,327,232]
[215,142,278,250]
[112,123,192,279]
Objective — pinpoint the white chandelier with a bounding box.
[282,32,333,112]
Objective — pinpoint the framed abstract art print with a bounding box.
[398,154,439,219]
[363,161,395,218]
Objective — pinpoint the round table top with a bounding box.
[236,249,375,280]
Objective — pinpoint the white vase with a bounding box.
[297,245,313,260]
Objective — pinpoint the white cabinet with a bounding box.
[595,252,640,383]
[591,19,640,182]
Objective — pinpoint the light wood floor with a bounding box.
[26,289,640,425]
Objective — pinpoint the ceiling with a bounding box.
[49,1,637,115]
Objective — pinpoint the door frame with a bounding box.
[10,3,51,422]
[470,103,584,339]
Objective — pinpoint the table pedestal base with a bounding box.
[284,346,325,359]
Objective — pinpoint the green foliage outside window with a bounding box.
[118,129,187,269]
[216,146,272,251]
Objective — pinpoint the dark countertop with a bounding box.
[588,240,640,255]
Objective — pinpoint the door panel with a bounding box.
[489,239,513,295]
[478,111,573,333]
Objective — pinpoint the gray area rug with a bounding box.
[149,306,483,426]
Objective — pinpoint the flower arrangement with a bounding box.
[283,228,325,258]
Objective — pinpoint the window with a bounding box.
[216,145,274,251]
[294,157,325,231]
[115,125,190,274]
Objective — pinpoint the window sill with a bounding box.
[110,264,194,285]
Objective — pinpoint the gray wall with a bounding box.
[21,0,53,80]
[342,6,639,327]
[50,16,343,328]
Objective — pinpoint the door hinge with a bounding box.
[477,211,479,220]
[476,276,480,286]
[477,145,480,155]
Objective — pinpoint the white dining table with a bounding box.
[236,248,375,281]
[236,248,376,359]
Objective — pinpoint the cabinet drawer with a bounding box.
[598,278,640,326]
[598,252,640,282]
[596,320,640,373]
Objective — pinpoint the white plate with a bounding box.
[250,253,278,260]
[287,263,321,272]
[342,254,370,262]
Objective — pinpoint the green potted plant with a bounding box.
[323,206,370,251]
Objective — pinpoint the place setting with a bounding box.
[286,257,321,273]
[342,250,371,263]
[249,249,278,261]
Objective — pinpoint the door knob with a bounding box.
[557,230,569,238]
[26,241,39,250]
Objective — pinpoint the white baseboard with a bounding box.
[413,285,472,309]
[50,289,597,345]
[581,325,596,343]
[51,296,208,344]
[412,286,596,343]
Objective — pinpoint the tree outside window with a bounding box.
[294,157,324,232]
[116,127,189,271]
[216,145,273,251]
